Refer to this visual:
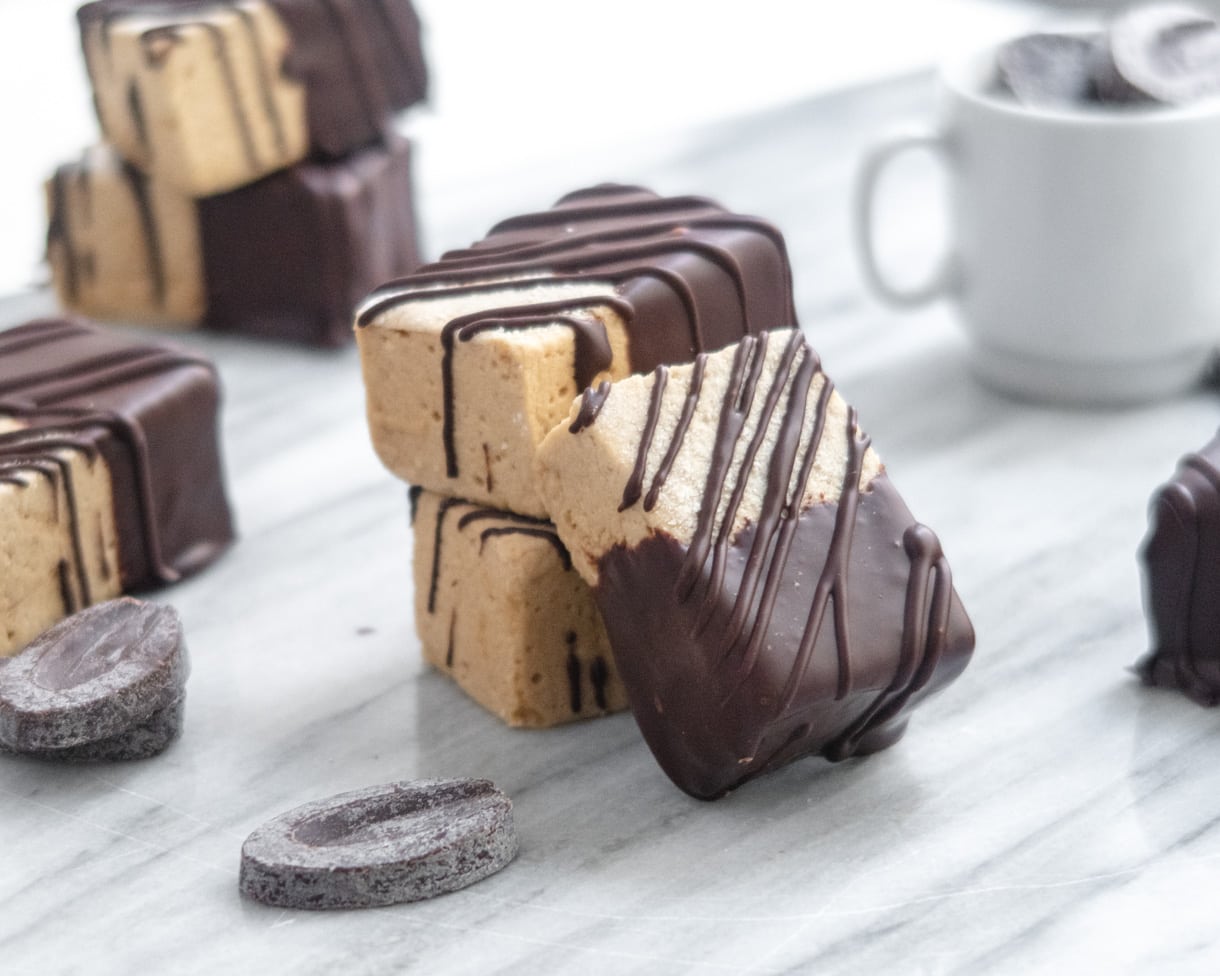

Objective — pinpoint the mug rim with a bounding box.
[942,35,1220,126]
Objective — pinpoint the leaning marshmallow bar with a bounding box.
[0,318,234,656]
[78,0,427,196]
[535,330,975,799]
[47,137,421,347]
[411,489,627,728]
[357,184,796,516]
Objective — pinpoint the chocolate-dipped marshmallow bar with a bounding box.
[0,318,234,656]
[357,184,796,517]
[78,0,427,196]
[411,489,627,728]
[48,137,421,347]
[1137,429,1220,704]
[535,330,975,799]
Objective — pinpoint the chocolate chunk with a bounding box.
[0,598,187,754]
[239,779,518,910]
[1104,3,1220,105]
[1137,429,1220,704]
[997,32,1104,107]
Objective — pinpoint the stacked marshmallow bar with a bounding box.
[357,184,797,727]
[0,318,234,657]
[45,0,427,346]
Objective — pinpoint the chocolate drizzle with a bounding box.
[424,497,573,620]
[0,318,234,590]
[570,381,611,434]
[117,159,165,305]
[356,184,796,483]
[592,331,974,799]
[437,299,618,479]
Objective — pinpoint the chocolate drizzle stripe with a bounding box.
[477,527,571,572]
[695,331,804,637]
[438,298,621,479]
[456,508,551,530]
[620,366,669,512]
[566,631,581,714]
[826,526,953,758]
[47,169,80,304]
[732,374,834,683]
[719,338,823,664]
[0,452,94,610]
[357,274,557,326]
[779,411,870,712]
[426,496,462,614]
[118,159,165,306]
[590,656,610,711]
[232,4,288,157]
[425,497,573,617]
[677,334,769,603]
[570,381,611,434]
[202,20,258,170]
[644,354,707,512]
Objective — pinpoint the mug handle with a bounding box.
[853,129,957,308]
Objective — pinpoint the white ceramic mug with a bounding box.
[855,43,1220,405]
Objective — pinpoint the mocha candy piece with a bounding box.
[996,32,1103,107]
[1100,3,1220,104]
[0,598,188,754]
[536,330,975,799]
[5,696,186,762]
[239,779,518,909]
[1137,429,1220,704]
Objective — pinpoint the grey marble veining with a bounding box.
[5,73,1220,975]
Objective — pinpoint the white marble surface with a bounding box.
[6,74,1220,975]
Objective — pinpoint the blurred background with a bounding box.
[0,0,1196,297]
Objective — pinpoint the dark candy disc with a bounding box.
[239,779,518,910]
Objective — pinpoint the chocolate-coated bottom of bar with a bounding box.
[1137,433,1220,705]
[199,135,421,347]
[597,476,974,801]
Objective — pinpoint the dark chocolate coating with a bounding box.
[77,0,427,160]
[199,135,420,347]
[267,0,427,157]
[1137,430,1220,704]
[589,332,975,799]
[0,318,234,590]
[0,598,188,752]
[358,184,796,480]
[239,779,517,910]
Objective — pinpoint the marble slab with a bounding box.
[4,73,1220,975]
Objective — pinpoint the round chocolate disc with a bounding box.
[239,779,518,910]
